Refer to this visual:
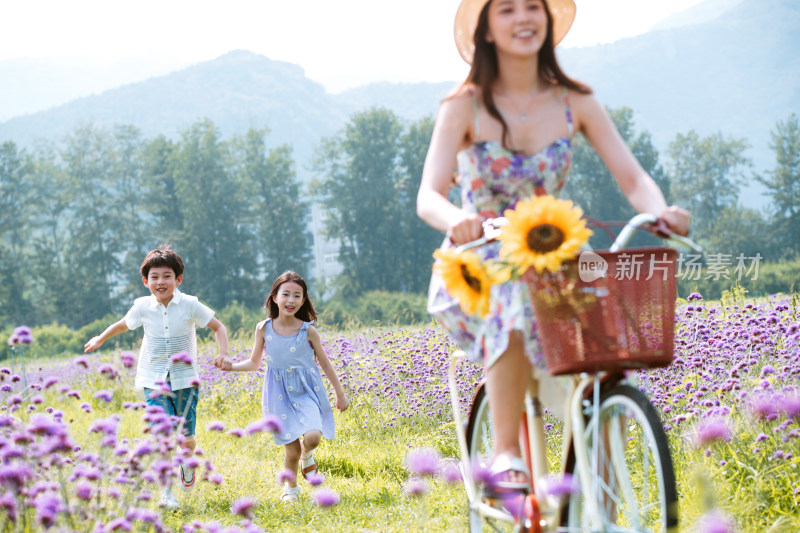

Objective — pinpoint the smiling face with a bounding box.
[485,0,549,60]
[273,281,306,318]
[143,265,182,305]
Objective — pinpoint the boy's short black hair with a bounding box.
[140,245,185,279]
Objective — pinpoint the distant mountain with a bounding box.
[0,57,189,122]
[558,0,799,205]
[1,0,797,208]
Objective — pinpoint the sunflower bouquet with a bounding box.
[433,195,592,318]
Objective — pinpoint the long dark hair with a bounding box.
[264,271,318,322]
[465,0,591,148]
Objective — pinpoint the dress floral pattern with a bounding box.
[427,96,573,369]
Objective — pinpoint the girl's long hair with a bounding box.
[264,271,318,323]
[465,0,591,148]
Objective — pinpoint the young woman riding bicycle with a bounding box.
[417,0,690,497]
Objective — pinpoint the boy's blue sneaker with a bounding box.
[180,463,195,492]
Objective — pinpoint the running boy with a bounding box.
[84,245,230,510]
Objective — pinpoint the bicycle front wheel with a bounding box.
[564,384,678,533]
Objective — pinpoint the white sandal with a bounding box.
[281,483,302,502]
[301,450,318,480]
[486,453,530,496]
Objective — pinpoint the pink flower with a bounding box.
[231,496,256,519]
[405,447,440,476]
[171,351,192,364]
[694,417,732,446]
[312,488,340,507]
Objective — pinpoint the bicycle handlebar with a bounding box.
[608,213,703,254]
[454,213,703,254]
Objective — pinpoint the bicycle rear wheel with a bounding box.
[466,384,536,533]
[563,384,678,533]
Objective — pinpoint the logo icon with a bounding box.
[578,251,607,282]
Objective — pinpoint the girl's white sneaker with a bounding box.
[281,482,302,502]
[160,486,180,511]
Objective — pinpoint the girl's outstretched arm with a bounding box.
[227,321,267,372]
[308,325,349,412]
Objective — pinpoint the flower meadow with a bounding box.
[1,291,799,532]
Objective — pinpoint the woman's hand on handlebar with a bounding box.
[659,205,691,237]
[447,212,485,246]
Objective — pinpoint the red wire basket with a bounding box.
[523,247,678,376]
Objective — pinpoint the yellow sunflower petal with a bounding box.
[499,195,592,274]
[433,248,494,317]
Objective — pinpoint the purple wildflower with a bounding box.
[120,352,136,368]
[28,413,62,436]
[760,365,776,377]
[206,421,225,432]
[0,464,33,494]
[695,417,733,446]
[107,517,133,531]
[778,393,800,419]
[74,356,89,368]
[697,510,736,533]
[687,292,703,301]
[35,492,64,529]
[277,469,296,484]
[8,326,33,345]
[245,415,283,435]
[94,390,113,402]
[89,416,120,436]
[171,351,192,364]
[0,491,16,523]
[539,473,579,498]
[231,496,256,519]
[306,472,325,486]
[439,460,463,483]
[75,480,95,501]
[312,488,340,507]
[98,364,118,379]
[402,477,428,497]
[405,447,440,476]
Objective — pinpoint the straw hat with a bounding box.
[454,0,576,64]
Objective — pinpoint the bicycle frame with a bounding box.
[447,213,702,532]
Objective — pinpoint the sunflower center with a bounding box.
[460,264,483,293]
[526,223,565,254]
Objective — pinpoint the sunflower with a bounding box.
[499,196,592,274]
[433,248,499,317]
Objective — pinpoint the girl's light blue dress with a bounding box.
[261,319,335,445]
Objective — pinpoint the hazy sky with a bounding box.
[1,0,704,92]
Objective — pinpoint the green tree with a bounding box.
[0,141,34,326]
[757,113,800,258]
[170,120,256,310]
[667,131,750,241]
[26,143,71,325]
[561,107,669,247]
[228,129,310,299]
[60,123,127,326]
[313,107,407,295]
[706,204,771,260]
[395,115,442,293]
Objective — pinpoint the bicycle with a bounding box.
[446,212,703,533]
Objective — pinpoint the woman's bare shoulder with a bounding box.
[441,83,477,111]
[256,319,269,331]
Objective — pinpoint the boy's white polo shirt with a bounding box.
[124,289,214,392]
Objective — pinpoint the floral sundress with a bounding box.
[427,90,574,369]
